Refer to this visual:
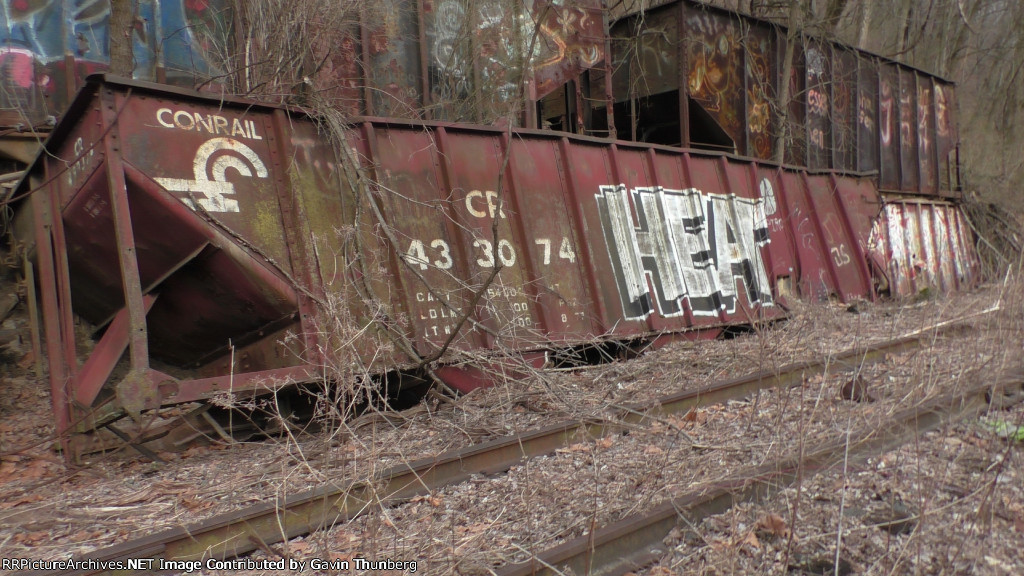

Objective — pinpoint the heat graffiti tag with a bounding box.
[154,138,268,213]
[596,184,773,319]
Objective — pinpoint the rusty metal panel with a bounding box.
[831,48,857,171]
[360,124,482,353]
[805,41,831,169]
[556,139,628,335]
[320,27,366,117]
[801,174,871,301]
[530,0,606,100]
[365,0,424,117]
[878,65,899,190]
[782,37,806,166]
[425,0,603,121]
[744,24,774,160]
[934,80,958,191]
[856,57,879,174]
[868,200,979,297]
[774,171,834,300]
[429,129,542,349]
[754,168,797,296]
[829,175,878,299]
[425,0,477,119]
[504,135,596,341]
[898,67,919,192]
[118,95,293,267]
[684,5,746,153]
[18,82,300,379]
[610,5,679,100]
[917,75,938,193]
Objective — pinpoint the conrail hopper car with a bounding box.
[1,0,983,460]
[6,75,978,459]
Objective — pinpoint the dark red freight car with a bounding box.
[8,75,978,460]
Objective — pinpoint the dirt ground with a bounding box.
[0,280,1022,575]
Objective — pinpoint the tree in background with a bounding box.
[109,0,136,77]
[718,0,1023,210]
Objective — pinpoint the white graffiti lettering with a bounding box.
[596,185,772,319]
[154,138,268,213]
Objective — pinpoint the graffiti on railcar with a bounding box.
[0,0,227,120]
[917,82,936,188]
[935,84,951,138]
[365,0,422,117]
[685,10,745,143]
[426,0,603,116]
[744,26,773,159]
[427,0,514,115]
[806,44,831,168]
[878,70,900,189]
[831,50,857,170]
[899,77,915,151]
[596,184,773,320]
[531,0,605,99]
[898,70,918,189]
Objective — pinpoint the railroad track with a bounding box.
[495,363,1024,576]
[29,311,994,576]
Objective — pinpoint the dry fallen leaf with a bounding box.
[330,552,354,563]
[756,513,791,539]
[0,493,45,510]
[13,531,48,545]
[70,530,95,543]
[456,522,490,535]
[737,530,761,550]
[180,495,214,511]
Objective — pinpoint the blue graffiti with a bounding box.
[0,0,224,76]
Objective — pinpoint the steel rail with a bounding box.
[496,365,1024,576]
[28,317,986,576]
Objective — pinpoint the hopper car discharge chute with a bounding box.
[7,76,980,461]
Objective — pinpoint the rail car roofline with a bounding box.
[13,73,888,207]
[614,0,958,84]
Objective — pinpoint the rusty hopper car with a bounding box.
[7,75,978,459]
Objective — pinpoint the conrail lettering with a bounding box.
[156,108,263,140]
[596,185,773,319]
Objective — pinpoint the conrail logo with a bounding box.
[155,107,264,140]
[595,183,774,319]
[154,137,269,213]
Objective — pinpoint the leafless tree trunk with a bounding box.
[109,0,135,77]
[823,0,849,35]
[854,1,871,49]
[773,0,803,163]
